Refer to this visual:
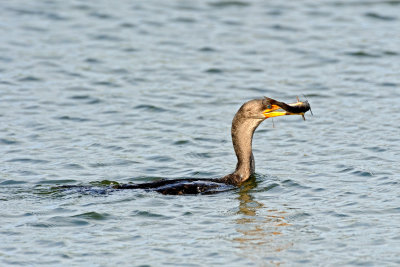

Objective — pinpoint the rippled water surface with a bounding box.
[1,0,400,266]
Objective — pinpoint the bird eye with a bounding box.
[262,98,271,109]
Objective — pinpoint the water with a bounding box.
[1,0,400,266]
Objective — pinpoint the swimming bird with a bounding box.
[113,97,311,195]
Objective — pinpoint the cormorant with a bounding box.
[113,97,311,194]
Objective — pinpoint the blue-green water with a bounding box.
[1,0,400,266]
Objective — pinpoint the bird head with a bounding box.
[237,96,312,121]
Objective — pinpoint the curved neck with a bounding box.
[223,113,264,185]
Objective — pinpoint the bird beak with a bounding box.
[263,99,311,120]
[262,104,288,118]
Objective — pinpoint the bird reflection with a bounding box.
[234,176,293,265]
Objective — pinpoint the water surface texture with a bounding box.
[1,0,400,266]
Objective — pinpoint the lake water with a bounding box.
[1,0,400,266]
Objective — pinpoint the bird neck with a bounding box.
[224,114,264,185]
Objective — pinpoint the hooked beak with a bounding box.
[262,104,288,118]
[263,97,312,120]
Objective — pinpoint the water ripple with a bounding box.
[72,212,111,221]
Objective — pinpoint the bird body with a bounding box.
[115,97,311,194]
[62,97,311,195]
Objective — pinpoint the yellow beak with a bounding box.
[263,101,306,119]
